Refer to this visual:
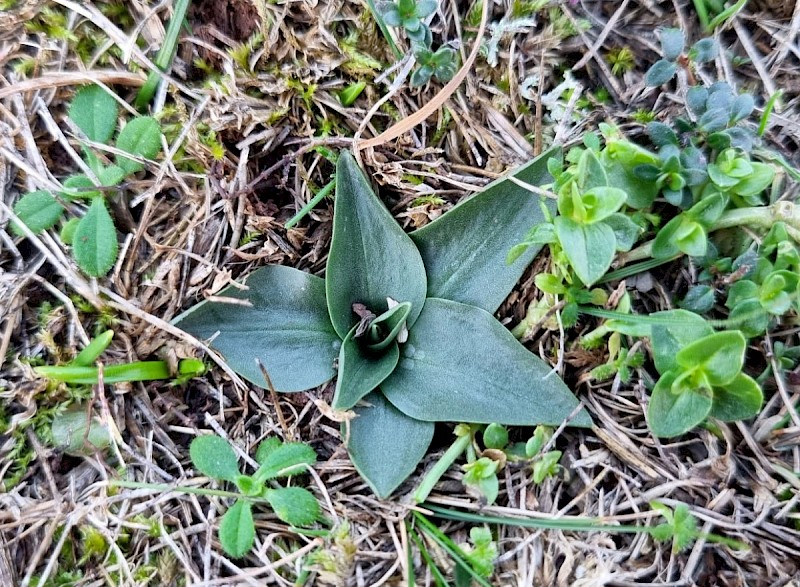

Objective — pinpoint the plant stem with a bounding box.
[706,0,748,31]
[36,361,171,384]
[135,0,192,110]
[414,431,473,503]
[110,479,250,500]
[691,0,711,29]
[285,179,335,229]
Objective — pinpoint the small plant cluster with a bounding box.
[176,149,590,498]
[189,435,321,558]
[378,0,458,86]
[512,28,799,438]
[11,84,162,276]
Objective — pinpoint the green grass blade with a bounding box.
[285,179,335,229]
[410,528,450,587]
[135,0,192,110]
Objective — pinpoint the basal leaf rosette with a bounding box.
[176,149,591,498]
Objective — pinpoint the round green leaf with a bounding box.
[327,152,427,338]
[650,309,713,375]
[265,487,320,526]
[115,116,162,174]
[252,442,317,482]
[174,265,340,392]
[60,218,81,245]
[659,28,685,61]
[219,500,255,558]
[676,331,746,386]
[382,298,591,427]
[73,197,118,276]
[711,373,763,422]
[190,435,241,482]
[554,216,616,286]
[12,191,64,235]
[648,371,712,437]
[346,391,434,498]
[69,85,119,144]
[483,424,509,450]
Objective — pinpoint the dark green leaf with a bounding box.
[253,442,316,482]
[728,299,769,338]
[686,87,708,115]
[482,424,508,450]
[730,94,755,122]
[73,197,118,276]
[680,285,716,313]
[411,146,559,313]
[660,28,685,61]
[648,371,712,437]
[647,122,679,147]
[691,38,719,63]
[69,85,118,144]
[115,116,162,174]
[190,435,240,482]
[554,217,616,286]
[332,325,399,410]
[99,164,128,186]
[382,298,591,426]
[219,500,255,558]
[602,213,641,251]
[265,487,321,526]
[650,310,713,374]
[327,152,427,338]
[711,373,763,421]
[12,191,64,235]
[347,391,434,498]
[698,108,729,133]
[174,265,340,392]
[676,331,745,386]
[645,60,678,86]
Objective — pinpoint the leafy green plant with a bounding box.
[645,28,718,87]
[176,148,590,498]
[376,0,459,86]
[647,316,762,437]
[12,84,162,276]
[189,435,320,558]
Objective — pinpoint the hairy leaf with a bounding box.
[69,85,118,144]
[347,391,434,498]
[190,435,240,482]
[12,191,64,235]
[266,487,320,526]
[411,147,559,313]
[73,197,118,276]
[115,116,162,174]
[327,152,427,338]
[253,442,316,482]
[219,500,255,558]
[174,265,340,391]
[382,298,591,427]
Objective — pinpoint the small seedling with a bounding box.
[12,84,162,276]
[176,149,590,498]
[189,435,320,558]
[645,28,718,87]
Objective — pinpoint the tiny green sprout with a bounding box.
[606,46,636,76]
[379,0,437,41]
[189,435,320,558]
[532,450,562,484]
[649,502,698,553]
[482,423,508,450]
[454,527,497,583]
[338,81,367,106]
[645,28,718,87]
[463,457,500,505]
[12,84,162,276]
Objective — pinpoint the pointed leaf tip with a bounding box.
[327,151,427,338]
